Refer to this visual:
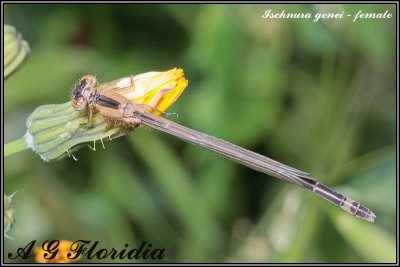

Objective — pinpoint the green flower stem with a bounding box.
[4,136,29,158]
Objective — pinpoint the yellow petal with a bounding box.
[108,68,188,115]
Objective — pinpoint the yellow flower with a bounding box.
[99,68,188,115]
[25,68,188,161]
[34,240,82,263]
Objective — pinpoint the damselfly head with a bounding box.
[71,75,97,111]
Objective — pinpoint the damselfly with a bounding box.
[71,72,376,223]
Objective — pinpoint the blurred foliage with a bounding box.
[4,3,396,263]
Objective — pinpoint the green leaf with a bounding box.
[332,211,396,263]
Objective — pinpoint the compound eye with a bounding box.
[71,97,87,111]
[80,75,97,90]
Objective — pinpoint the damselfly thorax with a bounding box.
[71,75,150,127]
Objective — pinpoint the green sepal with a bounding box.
[25,102,132,161]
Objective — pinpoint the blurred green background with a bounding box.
[4,3,396,263]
